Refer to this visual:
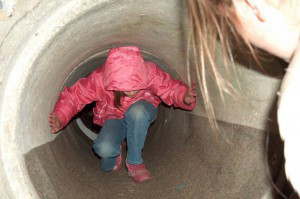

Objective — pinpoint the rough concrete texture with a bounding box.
[0,0,296,198]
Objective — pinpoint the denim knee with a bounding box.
[125,101,151,121]
[93,141,116,158]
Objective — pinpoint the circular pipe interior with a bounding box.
[0,0,292,198]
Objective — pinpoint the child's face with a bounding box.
[123,90,140,98]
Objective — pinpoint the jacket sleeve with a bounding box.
[147,62,196,110]
[52,70,102,129]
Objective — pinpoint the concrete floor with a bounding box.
[25,106,287,199]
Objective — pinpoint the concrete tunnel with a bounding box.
[0,0,296,198]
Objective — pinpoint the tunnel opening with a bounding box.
[0,0,295,198]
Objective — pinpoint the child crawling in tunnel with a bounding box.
[48,46,196,183]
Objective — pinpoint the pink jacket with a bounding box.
[53,46,196,129]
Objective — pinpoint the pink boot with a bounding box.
[126,162,152,183]
[112,142,126,172]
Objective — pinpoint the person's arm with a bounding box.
[147,62,196,110]
[277,42,300,194]
[49,70,102,133]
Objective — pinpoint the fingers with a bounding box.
[188,81,196,95]
[48,112,61,134]
[50,128,59,134]
[190,91,197,97]
[50,123,60,134]
[187,96,196,104]
[188,81,197,95]
[187,89,197,97]
[48,113,58,125]
[48,113,56,123]
[191,81,196,90]
[184,93,197,104]
[184,82,198,105]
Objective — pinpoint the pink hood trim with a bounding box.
[103,46,148,91]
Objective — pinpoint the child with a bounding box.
[48,46,196,183]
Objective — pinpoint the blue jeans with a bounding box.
[93,100,157,171]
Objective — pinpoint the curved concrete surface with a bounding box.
[0,0,294,198]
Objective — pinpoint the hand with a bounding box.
[48,112,62,134]
[184,82,197,105]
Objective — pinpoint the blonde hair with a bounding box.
[186,0,262,130]
[187,1,296,197]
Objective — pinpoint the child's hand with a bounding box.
[184,83,197,105]
[48,112,62,134]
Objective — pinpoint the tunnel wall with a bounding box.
[0,0,284,198]
[0,0,284,133]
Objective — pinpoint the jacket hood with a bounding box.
[103,46,148,91]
